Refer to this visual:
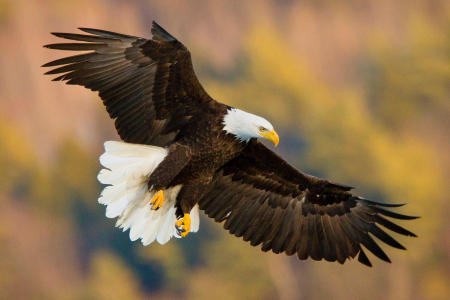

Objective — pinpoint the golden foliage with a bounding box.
[85,251,144,300]
[0,1,448,299]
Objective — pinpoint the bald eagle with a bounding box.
[43,22,417,266]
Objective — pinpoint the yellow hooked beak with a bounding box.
[260,130,279,147]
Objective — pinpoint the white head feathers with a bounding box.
[222,108,275,142]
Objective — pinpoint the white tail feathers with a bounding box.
[98,141,200,245]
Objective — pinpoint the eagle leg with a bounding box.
[150,190,164,210]
[175,213,191,237]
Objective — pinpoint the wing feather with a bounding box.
[43,21,219,146]
[199,140,417,266]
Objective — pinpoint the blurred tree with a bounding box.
[363,15,450,130]
[137,242,187,293]
[0,1,449,299]
[0,119,37,199]
[186,231,277,300]
[205,22,448,300]
[84,251,144,300]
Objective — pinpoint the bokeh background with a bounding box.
[0,0,449,299]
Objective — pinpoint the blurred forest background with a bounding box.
[0,0,449,299]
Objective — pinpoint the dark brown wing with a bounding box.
[43,21,219,146]
[199,140,418,266]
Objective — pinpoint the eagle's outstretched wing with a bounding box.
[43,22,217,146]
[200,140,417,266]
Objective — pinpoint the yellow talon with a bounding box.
[175,213,191,237]
[150,190,164,210]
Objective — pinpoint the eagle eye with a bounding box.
[259,126,267,132]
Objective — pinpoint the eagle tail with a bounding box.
[97,141,199,245]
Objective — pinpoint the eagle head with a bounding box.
[222,108,279,146]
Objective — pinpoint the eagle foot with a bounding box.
[175,213,191,237]
[150,190,164,210]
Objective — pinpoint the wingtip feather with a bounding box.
[357,197,408,208]
[50,32,63,37]
[357,248,372,267]
[151,21,177,42]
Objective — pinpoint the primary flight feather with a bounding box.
[43,21,417,266]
